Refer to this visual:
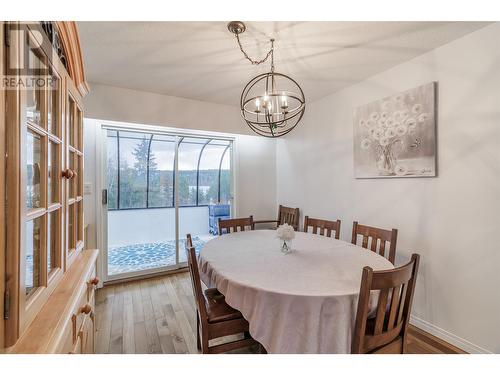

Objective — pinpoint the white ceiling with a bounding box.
[78,21,490,107]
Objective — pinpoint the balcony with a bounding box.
[107,206,226,276]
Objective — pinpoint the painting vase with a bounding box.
[377,144,397,175]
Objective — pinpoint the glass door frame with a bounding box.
[96,122,235,283]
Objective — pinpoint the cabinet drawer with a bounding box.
[86,266,99,302]
[55,290,94,354]
[72,287,95,344]
[81,313,95,354]
[69,335,83,355]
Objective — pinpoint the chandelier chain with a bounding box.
[235,33,274,70]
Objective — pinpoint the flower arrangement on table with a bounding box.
[276,223,295,254]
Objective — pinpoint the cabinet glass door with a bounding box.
[66,93,85,266]
[16,27,64,333]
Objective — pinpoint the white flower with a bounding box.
[396,124,408,137]
[405,117,417,127]
[379,137,390,147]
[372,127,385,140]
[385,128,397,138]
[276,223,295,241]
[361,138,371,150]
[412,103,423,114]
[385,117,395,127]
[366,119,376,129]
[394,94,403,103]
[417,113,429,123]
[396,123,408,136]
[408,124,417,135]
[377,119,386,127]
[394,164,408,176]
[380,112,389,121]
[400,109,409,119]
[370,112,380,121]
[359,119,366,128]
[392,111,402,123]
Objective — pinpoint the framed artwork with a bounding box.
[354,82,437,178]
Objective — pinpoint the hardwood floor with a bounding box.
[95,271,464,354]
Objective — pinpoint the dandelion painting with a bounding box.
[354,82,437,178]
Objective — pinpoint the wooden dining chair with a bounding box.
[351,254,420,354]
[185,234,257,354]
[254,205,300,231]
[303,216,341,239]
[218,216,254,235]
[351,221,398,264]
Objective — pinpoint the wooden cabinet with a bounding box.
[5,250,98,353]
[0,21,93,352]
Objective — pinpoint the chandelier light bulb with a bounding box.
[281,93,288,108]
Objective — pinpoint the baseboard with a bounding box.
[410,315,492,354]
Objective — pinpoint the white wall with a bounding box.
[276,23,500,353]
[84,83,254,136]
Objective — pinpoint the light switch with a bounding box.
[84,183,93,195]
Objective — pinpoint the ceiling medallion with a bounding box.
[228,21,306,138]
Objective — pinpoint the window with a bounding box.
[106,131,232,210]
[118,131,149,209]
[106,130,119,210]
[148,134,175,207]
[197,140,231,205]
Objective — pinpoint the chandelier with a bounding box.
[228,21,306,138]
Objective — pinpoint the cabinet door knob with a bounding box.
[62,168,74,179]
[71,170,78,179]
[89,277,99,286]
[80,304,92,315]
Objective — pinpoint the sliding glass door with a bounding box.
[102,127,233,281]
[178,137,232,263]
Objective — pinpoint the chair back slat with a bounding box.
[303,216,341,240]
[397,282,409,325]
[379,240,386,258]
[352,254,420,354]
[351,221,398,264]
[387,284,402,330]
[277,205,300,230]
[218,216,254,235]
[362,235,368,248]
[185,234,208,321]
[373,289,389,335]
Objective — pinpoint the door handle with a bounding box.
[102,189,108,205]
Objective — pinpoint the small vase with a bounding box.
[377,144,397,175]
[281,240,292,254]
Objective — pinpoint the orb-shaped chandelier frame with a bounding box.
[240,72,306,137]
[228,21,306,138]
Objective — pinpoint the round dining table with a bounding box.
[198,229,394,354]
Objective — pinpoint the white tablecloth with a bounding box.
[198,230,394,354]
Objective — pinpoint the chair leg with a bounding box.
[196,315,201,351]
[202,337,209,354]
